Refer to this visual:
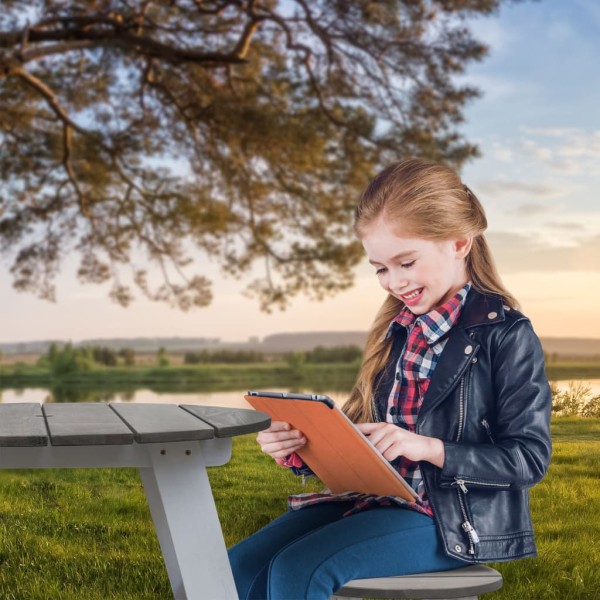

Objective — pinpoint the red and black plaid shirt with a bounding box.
[383,282,471,516]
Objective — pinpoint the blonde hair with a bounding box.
[343,157,519,423]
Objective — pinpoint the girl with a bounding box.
[228,157,552,600]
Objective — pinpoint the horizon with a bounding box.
[2,330,600,347]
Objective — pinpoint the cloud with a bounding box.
[517,128,600,175]
[512,203,555,217]
[544,221,587,231]
[486,232,600,274]
[477,180,561,198]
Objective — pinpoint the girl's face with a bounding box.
[361,216,472,315]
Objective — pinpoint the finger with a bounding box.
[355,423,380,434]
[260,436,307,455]
[261,436,307,452]
[270,442,307,459]
[257,429,305,444]
[382,444,402,461]
[363,426,391,447]
[267,421,292,432]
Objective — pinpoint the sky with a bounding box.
[1,0,599,344]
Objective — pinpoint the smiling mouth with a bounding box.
[402,288,423,300]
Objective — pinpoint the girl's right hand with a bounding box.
[256,421,307,459]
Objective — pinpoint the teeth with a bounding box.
[404,288,422,299]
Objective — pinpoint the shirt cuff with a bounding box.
[275,452,305,469]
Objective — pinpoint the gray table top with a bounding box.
[0,402,271,447]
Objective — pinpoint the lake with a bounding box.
[1,379,599,408]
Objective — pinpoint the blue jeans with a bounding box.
[228,503,464,600]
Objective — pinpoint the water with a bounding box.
[0,387,352,408]
[2,380,599,408]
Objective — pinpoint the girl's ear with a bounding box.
[454,236,473,259]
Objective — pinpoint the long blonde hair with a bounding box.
[343,157,519,423]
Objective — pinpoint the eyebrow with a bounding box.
[368,250,417,265]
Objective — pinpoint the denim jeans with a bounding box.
[228,503,464,600]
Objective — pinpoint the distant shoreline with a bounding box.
[2,332,600,359]
[1,361,599,390]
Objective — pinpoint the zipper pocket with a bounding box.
[453,477,511,491]
[481,418,495,444]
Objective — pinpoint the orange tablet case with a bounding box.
[245,392,417,501]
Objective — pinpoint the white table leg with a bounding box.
[139,441,238,600]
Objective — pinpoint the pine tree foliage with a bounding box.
[0,0,501,310]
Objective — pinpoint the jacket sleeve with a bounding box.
[440,318,552,490]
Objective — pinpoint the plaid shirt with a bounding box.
[282,283,471,518]
[382,281,471,516]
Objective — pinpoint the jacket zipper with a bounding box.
[455,374,478,555]
[453,479,479,554]
[481,418,495,444]
[456,376,466,442]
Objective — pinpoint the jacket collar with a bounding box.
[457,288,506,330]
[416,288,507,423]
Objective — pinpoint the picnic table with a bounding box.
[0,402,270,600]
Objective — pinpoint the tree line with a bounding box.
[35,343,364,374]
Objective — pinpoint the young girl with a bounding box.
[228,157,552,600]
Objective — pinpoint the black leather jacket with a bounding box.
[375,288,552,563]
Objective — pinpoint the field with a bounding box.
[0,417,598,599]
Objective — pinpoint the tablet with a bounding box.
[245,391,418,501]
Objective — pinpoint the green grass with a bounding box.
[0,418,598,599]
[546,362,600,380]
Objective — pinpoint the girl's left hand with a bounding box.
[356,422,445,468]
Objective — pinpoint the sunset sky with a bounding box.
[1,0,599,344]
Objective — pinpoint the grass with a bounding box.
[0,418,598,599]
[545,361,600,381]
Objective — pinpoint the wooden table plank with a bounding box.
[0,403,49,447]
[110,403,215,443]
[43,404,134,446]
[180,405,270,437]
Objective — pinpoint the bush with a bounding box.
[119,347,136,366]
[551,381,600,417]
[184,350,265,364]
[42,342,94,376]
[304,345,363,363]
[157,347,170,367]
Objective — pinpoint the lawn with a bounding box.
[0,417,597,599]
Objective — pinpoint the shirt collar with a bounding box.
[385,282,472,346]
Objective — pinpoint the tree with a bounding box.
[157,346,170,367]
[0,0,499,311]
[119,347,136,366]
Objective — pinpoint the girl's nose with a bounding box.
[388,270,408,294]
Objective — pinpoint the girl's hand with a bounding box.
[356,422,445,468]
[256,421,307,459]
